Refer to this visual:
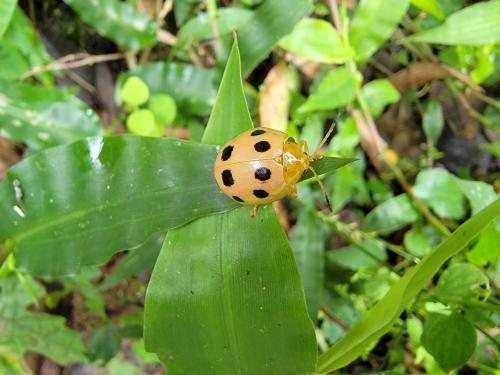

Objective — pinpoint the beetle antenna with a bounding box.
[312,122,336,160]
[308,166,332,212]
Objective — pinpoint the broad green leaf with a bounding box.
[467,222,500,266]
[363,194,420,234]
[177,8,253,46]
[413,168,466,220]
[279,18,352,64]
[422,313,476,372]
[238,0,310,75]
[63,0,157,50]
[454,178,498,215]
[144,39,316,374]
[435,262,490,303]
[99,234,164,290]
[145,206,317,374]
[298,67,360,113]
[0,8,52,84]
[422,100,444,145]
[411,0,445,19]
[316,198,500,373]
[117,63,216,116]
[0,0,17,39]
[349,0,411,62]
[361,79,400,117]
[0,81,104,151]
[290,209,326,320]
[0,136,238,276]
[409,0,500,45]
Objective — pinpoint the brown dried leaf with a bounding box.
[389,62,449,92]
[259,62,290,131]
[352,109,388,171]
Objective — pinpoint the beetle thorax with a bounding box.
[282,139,309,185]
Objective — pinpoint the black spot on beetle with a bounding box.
[222,170,234,186]
[232,195,244,202]
[253,189,269,198]
[251,129,266,136]
[254,141,271,152]
[221,145,233,161]
[254,167,271,181]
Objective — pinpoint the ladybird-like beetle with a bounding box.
[214,126,333,216]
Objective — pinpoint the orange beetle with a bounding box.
[214,126,333,216]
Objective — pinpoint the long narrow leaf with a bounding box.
[316,198,500,373]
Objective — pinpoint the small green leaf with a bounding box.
[422,100,444,145]
[349,0,411,61]
[404,227,432,257]
[316,198,499,372]
[413,168,466,219]
[63,0,157,50]
[435,262,490,303]
[409,1,500,45]
[279,18,352,63]
[327,238,387,270]
[290,208,326,320]
[149,94,177,125]
[238,0,310,75]
[361,79,400,117]
[88,324,120,363]
[0,0,17,40]
[422,313,476,372]
[454,178,498,215]
[467,222,500,266]
[363,194,420,234]
[298,67,360,113]
[126,109,157,136]
[480,142,500,156]
[122,76,150,107]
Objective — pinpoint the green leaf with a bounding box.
[0,347,27,375]
[149,94,177,125]
[0,8,52,84]
[122,76,150,107]
[72,267,106,318]
[63,0,157,50]
[88,324,120,363]
[301,157,357,181]
[435,262,490,303]
[422,313,476,372]
[413,168,466,220]
[327,238,387,270]
[316,198,499,373]
[100,234,164,290]
[411,0,445,19]
[409,0,500,45]
[422,100,444,145]
[0,0,17,39]
[290,208,326,320]
[0,81,104,151]
[363,194,420,234]
[361,79,400,117]
[349,0,411,62]
[298,67,360,113]
[144,39,316,374]
[0,136,238,276]
[467,222,500,266]
[279,18,352,64]
[117,62,216,116]
[404,227,432,257]
[238,0,310,75]
[480,142,500,156]
[126,109,157,136]
[454,178,498,215]
[177,8,253,46]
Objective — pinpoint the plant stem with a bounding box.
[320,304,351,330]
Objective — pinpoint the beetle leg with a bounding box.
[289,184,298,196]
[250,206,258,217]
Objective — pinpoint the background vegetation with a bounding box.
[0,0,499,374]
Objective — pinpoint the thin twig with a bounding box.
[320,304,351,330]
[21,52,125,79]
[326,0,343,34]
